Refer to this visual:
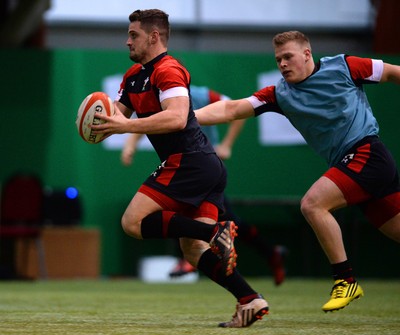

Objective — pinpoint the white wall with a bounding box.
[45,0,373,29]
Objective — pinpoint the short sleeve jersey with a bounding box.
[247,55,383,166]
[117,53,214,161]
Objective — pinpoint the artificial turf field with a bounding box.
[0,278,399,335]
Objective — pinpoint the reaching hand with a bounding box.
[214,143,232,160]
[121,147,135,166]
[120,133,143,167]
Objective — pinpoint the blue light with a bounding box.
[65,187,79,199]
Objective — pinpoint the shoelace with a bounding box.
[330,281,347,298]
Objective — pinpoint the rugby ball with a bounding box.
[76,91,115,144]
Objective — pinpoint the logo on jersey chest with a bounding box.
[127,74,151,93]
[142,77,149,91]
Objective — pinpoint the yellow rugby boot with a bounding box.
[322,279,364,312]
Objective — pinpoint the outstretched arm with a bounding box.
[381,63,400,84]
[195,99,255,126]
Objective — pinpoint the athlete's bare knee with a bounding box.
[300,194,318,219]
[121,213,142,239]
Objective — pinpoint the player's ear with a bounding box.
[304,48,312,62]
[149,30,159,44]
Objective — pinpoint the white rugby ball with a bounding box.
[76,91,115,144]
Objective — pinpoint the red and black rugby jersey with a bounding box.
[117,53,214,161]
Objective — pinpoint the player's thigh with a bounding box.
[301,176,347,212]
[122,191,163,226]
[379,212,400,243]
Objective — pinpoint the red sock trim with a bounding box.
[161,211,175,238]
[239,293,260,305]
[343,277,356,283]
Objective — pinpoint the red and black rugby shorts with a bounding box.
[138,151,227,221]
[324,136,400,228]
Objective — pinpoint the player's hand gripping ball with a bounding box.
[76,92,115,144]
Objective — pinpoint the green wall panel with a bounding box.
[1,50,399,277]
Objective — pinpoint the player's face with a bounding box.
[126,22,152,64]
[275,41,311,84]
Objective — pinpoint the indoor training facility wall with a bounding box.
[2,49,399,278]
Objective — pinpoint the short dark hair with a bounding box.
[129,9,170,43]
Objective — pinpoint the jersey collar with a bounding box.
[142,52,168,70]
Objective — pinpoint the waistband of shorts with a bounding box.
[353,135,379,147]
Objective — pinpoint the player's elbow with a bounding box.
[173,116,187,131]
[226,111,237,123]
[228,99,253,121]
[227,104,243,122]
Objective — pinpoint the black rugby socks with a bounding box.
[197,249,257,300]
[140,211,215,241]
[331,260,355,283]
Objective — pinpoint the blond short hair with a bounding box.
[272,31,311,51]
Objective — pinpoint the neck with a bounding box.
[306,58,316,77]
[141,45,167,65]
